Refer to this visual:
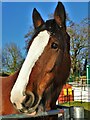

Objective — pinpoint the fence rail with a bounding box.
[0,109,63,119]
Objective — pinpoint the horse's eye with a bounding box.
[51,42,58,49]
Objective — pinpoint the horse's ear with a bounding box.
[32,8,44,29]
[54,2,66,28]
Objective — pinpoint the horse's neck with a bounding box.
[1,70,19,89]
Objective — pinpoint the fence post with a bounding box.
[86,65,90,85]
[62,107,70,120]
[70,106,84,120]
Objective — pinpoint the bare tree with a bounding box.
[2,43,24,74]
[67,18,88,78]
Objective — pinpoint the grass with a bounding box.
[60,101,90,111]
[60,101,90,119]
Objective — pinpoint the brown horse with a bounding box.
[0,2,71,120]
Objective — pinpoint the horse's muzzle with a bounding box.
[18,91,42,114]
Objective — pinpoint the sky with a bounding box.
[1,1,88,56]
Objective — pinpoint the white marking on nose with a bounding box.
[10,30,50,109]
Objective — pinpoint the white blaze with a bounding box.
[10,30,50,109]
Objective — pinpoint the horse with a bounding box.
[0,2,71,120]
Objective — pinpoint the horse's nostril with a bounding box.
[13,103,17,107]
[19,109,24,113]
[25,94,30,104]
[22,91,35,109]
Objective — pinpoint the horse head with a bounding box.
[10,2,71,115]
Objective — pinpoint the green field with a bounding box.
[60,101,90,119]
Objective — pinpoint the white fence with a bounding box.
[72,86,90,102]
